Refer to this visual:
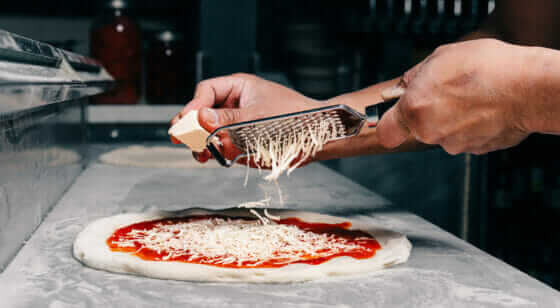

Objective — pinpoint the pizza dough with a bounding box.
[98,145,222,168]
[73,208,412,283]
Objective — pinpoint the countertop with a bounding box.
[1,146,559,307]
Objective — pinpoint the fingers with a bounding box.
[378,58,433,149]
[236,156,272,170]
[381,60,425,100]
[191,107,248,163]
[169,75,241,144]
[198,107,245,132]
[381,84,406,100]
[376,102,411,149]
[193,149,212,163]
[170,74,247,127]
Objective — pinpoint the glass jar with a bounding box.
[90,0,142,104]
[146,30,187,105]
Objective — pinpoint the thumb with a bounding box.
[381,84,406,100]
[198,107,244,132]
[376,102,411,149]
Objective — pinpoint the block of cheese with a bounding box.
[168,110,210,152]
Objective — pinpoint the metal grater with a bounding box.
[206,98,397,167]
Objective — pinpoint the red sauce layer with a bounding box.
[107,215,381,268]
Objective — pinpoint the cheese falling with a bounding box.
[246,116,344,182]
[111,216,369,266]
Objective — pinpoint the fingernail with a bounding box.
[381,86,406,100]
[198,150,209,163]
[201,108,218,126]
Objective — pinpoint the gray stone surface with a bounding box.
[1,161,558,307]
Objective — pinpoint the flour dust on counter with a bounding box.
[98,145,223,168]
[73,207,411,283]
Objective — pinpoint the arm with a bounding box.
[319,0,560,158]
[172,0,560,163]
[376,39,560,154]
[315,79,428,161]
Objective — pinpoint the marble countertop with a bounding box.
[1,155,559,307]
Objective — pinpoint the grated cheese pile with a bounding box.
[237,197,280,223]
[111,216,370,267]
[245,117,344,182]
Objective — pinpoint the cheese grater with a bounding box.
[206,98,398,167]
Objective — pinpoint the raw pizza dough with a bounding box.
[73,208,412,283]
[98,145,222,168]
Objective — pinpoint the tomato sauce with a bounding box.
[107,215,381,268]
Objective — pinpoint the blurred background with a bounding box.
[1,0,559,289]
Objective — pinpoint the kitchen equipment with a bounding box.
[0,29,113,271]
[206,98,397,167]
[90,0,142,104]
[146,30,188,105]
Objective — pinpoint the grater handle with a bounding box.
[207,139,250,168]
[207,142,234,167]
[365,98,399,128]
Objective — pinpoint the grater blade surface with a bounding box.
[205,101,396,167]
[224,105,365,154]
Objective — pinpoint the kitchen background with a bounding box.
[1,0,558,290]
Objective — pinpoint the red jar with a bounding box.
[146,30,187,105]
[90,0,142,104]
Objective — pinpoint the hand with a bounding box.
[377,39,534,155]
[171,73,323,164]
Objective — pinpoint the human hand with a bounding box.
[377,39,534,155]
[171,73,323,164]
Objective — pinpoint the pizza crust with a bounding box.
[98,145,222,168]
[73,208,412,283]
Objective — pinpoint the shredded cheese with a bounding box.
[263,209,280,221]
[111,216,370,266]
[237,198,272,209]
[237,198,279,224]
[244,116,343,182]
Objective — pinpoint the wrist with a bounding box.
[323,78,400,113]
[520,46,560,134]
[323,94,364,113]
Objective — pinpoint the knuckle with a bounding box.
[441,139,470,155]
[220,109,241,125]
[433,45,447,55]
[443,145,462,156]
[196,80,209,91]
[417,126,445,145]
[401,71,414,88]
[231,72,253,80]
[415,127,442,145]
[399,97,423,124]
[420,132,440,145]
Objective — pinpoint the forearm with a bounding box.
[315,78,428,161]
[316,15,503,160]
[319,19,498,159]
[325,78,398,113]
